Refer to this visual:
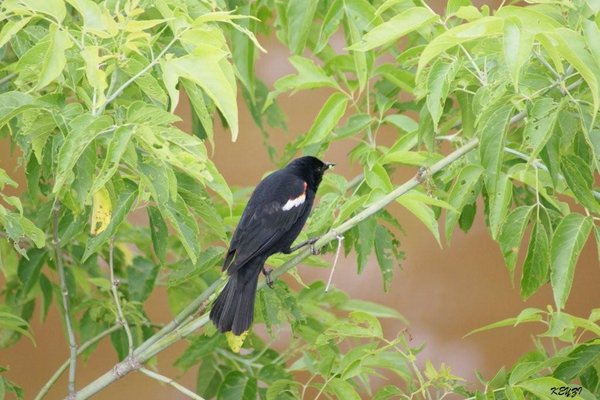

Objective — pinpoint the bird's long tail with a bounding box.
[209,257,264,335]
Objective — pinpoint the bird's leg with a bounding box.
[287,237,320,255]
[262,267,274,288]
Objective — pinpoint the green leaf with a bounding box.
[0,92,36,128]
[39,274,53,321]
[356,217,376,274]
[341,299,407,322]
[447,0,472,15]
[480,104,514,192]
[166,247,224,287]
[266,380,300,400]
[584,19,600,70]
[19,0,66,22]
[381,151,442,167]
[466,308,544,336]
[349,7,437,51]
[1,212,46,255]
[551,214,593,309]
[121,56,168,106]
[286,0,319,54]
[90,125,134,196]
[205,159,233,207]
[127,257,159,303]
[266,56,339,109]
[0,17,32,49]
[417,17,504,79]
[541,29,600,113]
[196,357,223,399]
[397,192,442,246]
[517,377,572,400]
[445,165,484,243]
[301,93,348,146]
[520,222,550,300]
[138,159,174,206]
[160,195,201,265]
[365,163,393,192]
[217,371,257,400]
[499,206,534,281]
[18,25,72,90]
[384,114,418,133]
[496,6,561,33]
[523,98,559,162]
[334,114,372,139]
[162,52,238,141]
[459,202,477,232]
[82,181,137,261]
[488,173,513,240]
[426,59,458,131]
[561,155,600,213]
[53,113,113,194]
[0,311,35,344]
[315,0,344,53]
[65,0,117,37]
[456,91,475,137]
[17,248,46,297]
[81,46,107,108]
[147,206,167,264]
[327,378,361,400]
[175,334,222,371]
[555,343,600,382]
[374,225,395,292]
[503,18,533,89]
[182,79,214,147]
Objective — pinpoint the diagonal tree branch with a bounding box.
[72,138,480,400]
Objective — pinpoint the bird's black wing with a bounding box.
[224,171,310,274]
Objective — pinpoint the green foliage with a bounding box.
[467,308,600,399]
[1,0,599,398]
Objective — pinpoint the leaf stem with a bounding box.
[0,72,17,86]
[108,238,134,357]
[52,203,78,399]
[139,368,205,400]
[93,33,183,116]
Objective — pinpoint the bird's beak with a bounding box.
[325,162,336,170]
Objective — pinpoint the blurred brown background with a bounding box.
[2,1,600,398]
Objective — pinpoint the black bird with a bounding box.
[209,156,334,335]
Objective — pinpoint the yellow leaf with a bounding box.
[91,187,112,235]
[225,329,249,353]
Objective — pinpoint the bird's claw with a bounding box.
[308,237,320,255]
[262,267,274,288]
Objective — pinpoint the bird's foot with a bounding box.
[308,237,320,255]
[262,267,274,288]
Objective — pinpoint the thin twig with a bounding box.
[325,235,344,292]
[52,203,78,399]
[139,368,206,400]
[108,238,134,357]
[35,325,120,400]
[93,33,183,116]
[0,72,17,86]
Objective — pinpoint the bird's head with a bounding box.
[287,156,335,189]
